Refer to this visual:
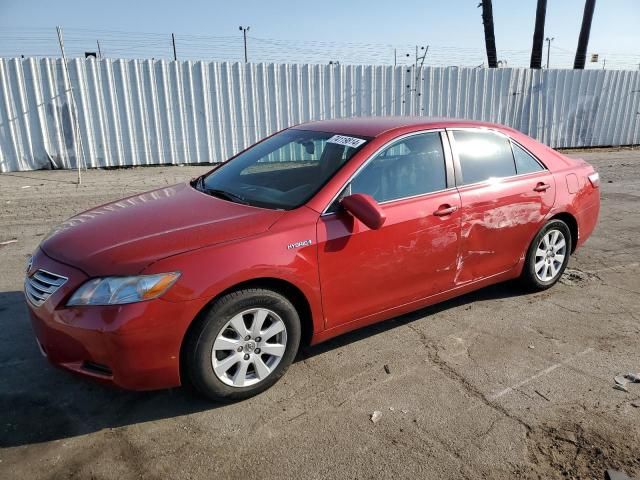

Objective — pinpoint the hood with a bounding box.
[41,183,285,276]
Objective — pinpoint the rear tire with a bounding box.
[183,288,301,402]
[520,219,571,291]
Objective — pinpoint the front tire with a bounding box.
[520,219,571,291]
[184,288,301,402]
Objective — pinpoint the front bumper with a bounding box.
[25,248,206,390]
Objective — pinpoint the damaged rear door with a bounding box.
[447,128,556,285]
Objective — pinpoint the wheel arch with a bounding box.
[179,277,315,386]
[549,212,578,253]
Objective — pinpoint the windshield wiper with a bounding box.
[203,187,249,205]
[193,176,248,205]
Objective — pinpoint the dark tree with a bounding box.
[530,0,547,69]
[574,0,597,69]
[480,0,498,68]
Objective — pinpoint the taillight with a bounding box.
[588,172,600,188]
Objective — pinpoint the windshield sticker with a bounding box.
[327,135,366,149]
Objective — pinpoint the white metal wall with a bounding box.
[1,58,639,172]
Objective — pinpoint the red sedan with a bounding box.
[25,117,600,401]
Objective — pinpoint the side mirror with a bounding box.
[340,194,387,230]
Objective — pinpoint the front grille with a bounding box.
[24,269,68,307]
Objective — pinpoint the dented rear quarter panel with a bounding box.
[508,128,600,250]
[550,158,600,250]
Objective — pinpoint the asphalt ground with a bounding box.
[0,148,638,479]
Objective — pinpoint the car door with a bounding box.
[447,128,556,285]
[317,131,461,330]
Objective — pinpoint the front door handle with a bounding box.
[433,204,458,216]
[533,182,551,192]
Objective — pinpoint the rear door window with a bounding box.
[511,142,544,174]
[452,130,516,185]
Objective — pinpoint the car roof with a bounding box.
[292,116,514,138]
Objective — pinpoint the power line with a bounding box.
[0,27,638,70]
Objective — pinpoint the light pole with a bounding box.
[545,37,554,69]
[239,26,250,63]
[172,33,177,61]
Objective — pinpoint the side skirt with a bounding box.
[310,267,521,345]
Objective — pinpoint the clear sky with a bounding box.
[1,0,638,69]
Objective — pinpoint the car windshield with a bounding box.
[195,129,370,209]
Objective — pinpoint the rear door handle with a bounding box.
[433,204,458,216]
[533,182,551,192]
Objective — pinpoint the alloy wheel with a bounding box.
[534,229,567,282]
[211,308,287,387]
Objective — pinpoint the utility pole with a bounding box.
[545,37,554,69]
[96,40,102,59]
[574,0,596,69]
[239,26,250,62]
[394,48,397,67]
[171,33,177,61]
[56,26,85,184]
[530,0,547,69]
[602,58,606,70]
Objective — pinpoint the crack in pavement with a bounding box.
[406,323,533,434]
[404,323,635,477]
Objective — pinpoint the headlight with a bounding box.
[67,272,180,306]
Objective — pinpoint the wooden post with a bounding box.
[56,26,85,184]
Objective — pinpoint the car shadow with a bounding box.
[0,291,219,448]
[0,281,525,448]
[298,280,526,359]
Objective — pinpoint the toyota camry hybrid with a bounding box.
[25,117,600,401]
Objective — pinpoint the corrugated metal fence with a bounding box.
[1,58,639,172]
